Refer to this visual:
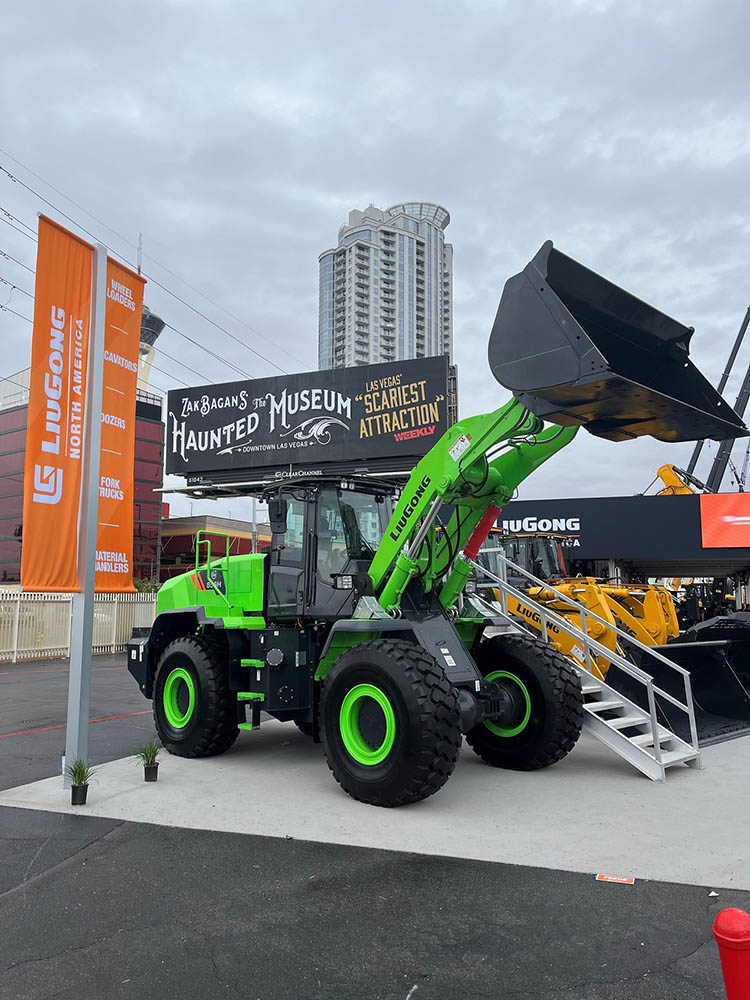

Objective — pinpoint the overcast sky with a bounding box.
[2,0,749,518]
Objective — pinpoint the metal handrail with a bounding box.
[472,550,700,754]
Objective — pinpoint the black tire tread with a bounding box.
[154,633,238,758]
[465,632,583,770]
[322,639,461,807]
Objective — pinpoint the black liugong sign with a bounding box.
[165,355,451,480]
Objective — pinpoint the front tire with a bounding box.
[466,633,583,770]
[153,634,239,758]
[320,639,461,807]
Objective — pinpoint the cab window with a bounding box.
[316,488,389,580]
[272,497,306,567]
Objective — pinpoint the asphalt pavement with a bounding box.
[0,654,156,791]
[1,654,747,999]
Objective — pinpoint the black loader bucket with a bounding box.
[611,626,750,747]
[489,241,749,442]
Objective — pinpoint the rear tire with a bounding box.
[153,634,239,758]
[466,633,583,770]
[321,639,461,807]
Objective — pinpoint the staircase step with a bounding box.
[647,749,698,766]
[584,699,625,713]
[630,732,673,748]
[608,714,650,730]
[583,699,625,714]
[581,683,601,694]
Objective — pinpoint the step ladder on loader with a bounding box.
[472,551,702,781]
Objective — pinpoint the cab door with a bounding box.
[307,487,390,619]
[267,495,308,619]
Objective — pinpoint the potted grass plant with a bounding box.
[66,758,96,805]
[135,741,161,782]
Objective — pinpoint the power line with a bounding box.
[0,204,35,234]
[0,247,35,274]
[0,213,36,241]
[0,203,256,383]
[0,274,33,298]
[151,344,210,385]
[0,270,200,387]
[164,321,254,381]
[0,146,309,371]
[1,253,247,386]
[0,370,31,394]
[0,294,187,389]
[0,366,169,401]
[0,302,32,323]
[0,158,292,376]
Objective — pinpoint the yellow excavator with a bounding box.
[649,463,705,495]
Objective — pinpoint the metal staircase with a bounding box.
[471,551,703,781]
[578,672,700,781]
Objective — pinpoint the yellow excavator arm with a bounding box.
[655,463,699,495]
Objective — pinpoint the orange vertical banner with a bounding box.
[94,258,145,591]
[21,217,93,592]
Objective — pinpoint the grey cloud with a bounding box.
[2,0,750,517]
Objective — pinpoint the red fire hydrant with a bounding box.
[713,908,750,999]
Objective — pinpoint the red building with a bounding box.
[159,513,271,582]
[0,373,164,585]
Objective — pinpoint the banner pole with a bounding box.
[63,244,107,786]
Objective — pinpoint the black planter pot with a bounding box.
[144,763,159,782]
[71,784,88,805]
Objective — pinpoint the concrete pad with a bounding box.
[1,722,748,889]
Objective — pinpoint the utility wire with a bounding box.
[0,159,291,376]
[0,204,35,234]
[0,205,257,382]
[163,321,254,381]
[0,256,241,385]
[0,366,169,401]
[1,270,202,387]
[0,213,36,241]
[0,274,33,298]
[0,247,35,274]
[0,147,309,370]
[0,302,32,323]
[150,344,210,385]
[0,299,189,389]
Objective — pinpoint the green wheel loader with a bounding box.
[128,241,747,806]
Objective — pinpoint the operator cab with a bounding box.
[476,530,568,593]
[265,479,393,620]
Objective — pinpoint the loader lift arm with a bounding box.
[369,396,577,613]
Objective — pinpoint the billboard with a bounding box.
[166,355,450,482]
[700,493,750,548]
[496,494,750,572]
[21,216,94,591]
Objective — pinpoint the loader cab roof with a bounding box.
[166,473,404,502]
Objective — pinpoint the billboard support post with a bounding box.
[63,244,107,786]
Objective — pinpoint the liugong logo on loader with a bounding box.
[518,605,562,635]
[389,475,431,542]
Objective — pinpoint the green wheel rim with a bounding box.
[484,670,532,737]
[339,683,396,765]
[163,666,196,729]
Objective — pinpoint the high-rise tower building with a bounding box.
[318,202,453,369]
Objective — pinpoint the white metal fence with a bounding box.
[0,592,157,662]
